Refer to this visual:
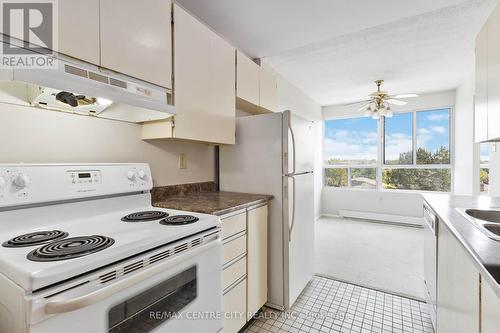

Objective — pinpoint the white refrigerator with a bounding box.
[220,110,315,310]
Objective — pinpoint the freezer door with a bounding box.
[283,111,314,175]
[285,172,315,308]
[219,112,286,309]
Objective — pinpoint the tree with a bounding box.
[325,168,347,187]
[383,146,451,191]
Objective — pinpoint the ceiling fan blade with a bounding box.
[357,103,371,111]
[391,93,419,99]
[343,99,371,107]
[387,99,408,106]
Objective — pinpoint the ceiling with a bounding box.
[177,0,498,106]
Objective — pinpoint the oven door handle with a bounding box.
[45,239,220,315]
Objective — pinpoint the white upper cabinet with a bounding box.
[100,0,172,89]
[57,0,100,65]
[259,67,278,112]
[486,4,500,140]
[475,23,488,143]
[236,51,260,106]
[475,2,500,142]
[142,4,236,144]
[236,51,278,113]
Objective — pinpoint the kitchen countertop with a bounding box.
[153,189,272,216]
[423,193,500,297]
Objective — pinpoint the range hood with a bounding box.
[0,35,174,122]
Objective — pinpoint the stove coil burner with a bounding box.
[160,215,199,225]
[27,235,115,262]
[121,211,169,222]
[2,230,69,248]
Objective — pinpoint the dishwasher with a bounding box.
[423,202,438,330]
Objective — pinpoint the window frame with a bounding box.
[479,143,491,195]
[323,115,379,190]
[323,106,454,193]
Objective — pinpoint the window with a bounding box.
[324,108,453,192]
[384,112,413,165]
[382,109,451,191]
[480,143,490,194]
[324,117,377,189]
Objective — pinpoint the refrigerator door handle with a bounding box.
[288,123,296,176]
[289,175,296,242]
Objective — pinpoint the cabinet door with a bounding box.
[481,277,500,333]
[475,23,488,143]
[247,205,268,317]
[236,51,260,106]
[487,5,500,140]
[222,278,247,333]
[436,222,480,333]
[57,0,100,64]
[259,67,278,112]
[173,4,235,144]
[100,0,172,88]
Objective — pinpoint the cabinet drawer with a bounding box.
[223,256,247,291]
[223,234,246,265]
[222,212,246,239]
[222,278,247,333]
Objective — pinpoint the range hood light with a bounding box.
[97,97,113,106]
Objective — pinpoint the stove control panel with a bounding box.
[67,170,101,186]
[125,167,148,188]
[0,163,152,208]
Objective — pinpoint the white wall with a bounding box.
[321,90,455,217]
[322,189,424,218]
[0,104,215,186]
[454,72,480,196]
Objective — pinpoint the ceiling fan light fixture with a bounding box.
[371,113,380,120]
[385,110,394,118]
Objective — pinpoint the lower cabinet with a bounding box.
[220,203,268,333]
[481,276,500,333]
[437,221,480,333]
[247,204,268,318]
[223,277,247,333]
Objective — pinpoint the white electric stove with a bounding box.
[0,164,223,333]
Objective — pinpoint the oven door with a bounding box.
[30,238,222,333]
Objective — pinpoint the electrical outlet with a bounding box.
[179,154,187,169]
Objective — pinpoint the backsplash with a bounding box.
[152,181,216,202]
[0,104,215,186]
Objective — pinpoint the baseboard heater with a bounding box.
[337,209,423,227]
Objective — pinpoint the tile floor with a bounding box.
[245,276,434,333]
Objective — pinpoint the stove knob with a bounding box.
[14,174,30,188]
[126,170,136,181]
[0,177,5,188]
[137,170,146,180]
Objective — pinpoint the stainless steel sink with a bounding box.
[456,208,500,241]
[464,209,500,223]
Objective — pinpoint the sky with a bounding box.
[325,109,450,164]
[480,143,491,164]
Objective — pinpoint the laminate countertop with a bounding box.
[153,191,272,216]
[423,193,500,297]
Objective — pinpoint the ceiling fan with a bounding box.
[349,80,418,119]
